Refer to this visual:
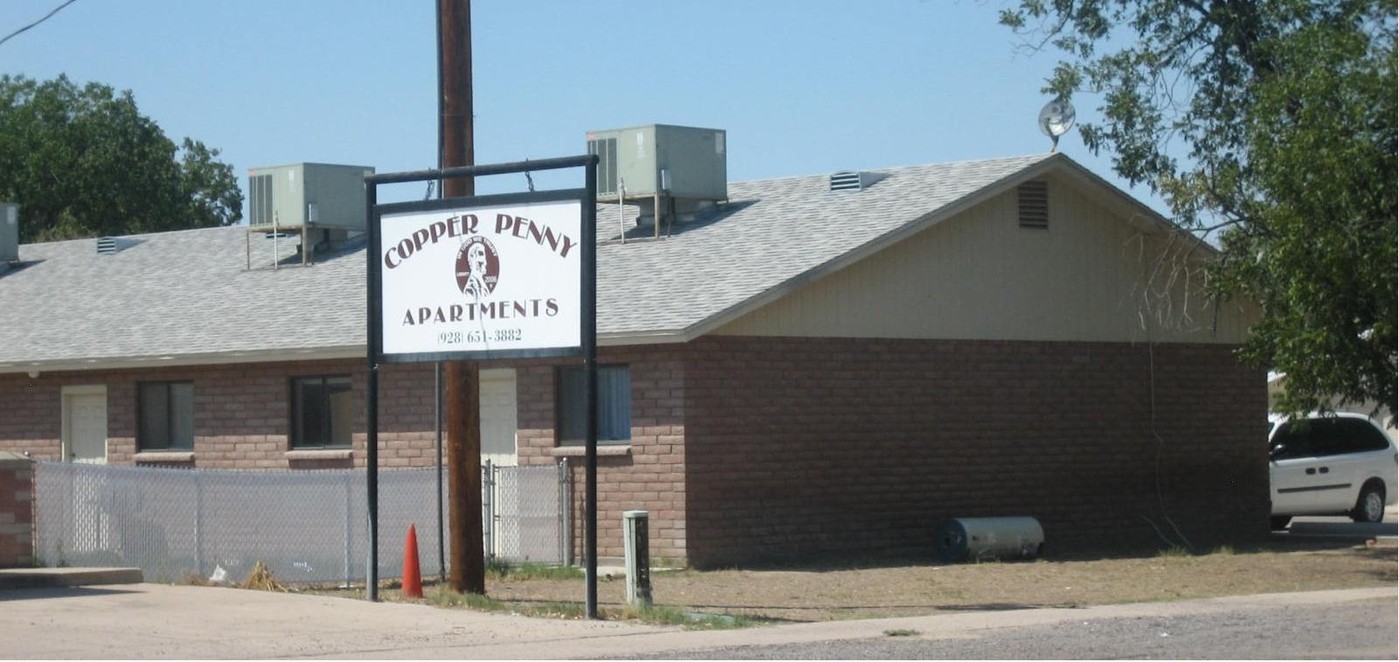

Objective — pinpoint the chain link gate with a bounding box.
[483,460,573,565]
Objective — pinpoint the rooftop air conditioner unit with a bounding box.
[586,124,727,203]
[247,163,374,231]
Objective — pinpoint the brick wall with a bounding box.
[0,335,1270,570]
[0,360,439,470]
[0,350,692,564]
[0,374,62,461]
[0,453,34,567]
[515,346,688,563]
[682,336,1269,568]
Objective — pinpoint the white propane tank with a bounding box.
[934,516,1044,563]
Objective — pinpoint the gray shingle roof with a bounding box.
[0,153,1072,372]
[0,227,366,371]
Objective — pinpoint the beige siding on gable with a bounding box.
[716,175,1256,344]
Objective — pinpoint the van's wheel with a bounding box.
[1350,482,1386,523]
[1269,516,1291,530]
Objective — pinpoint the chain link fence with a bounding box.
[33,461,570,585]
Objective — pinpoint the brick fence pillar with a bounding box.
[0,452,35,568]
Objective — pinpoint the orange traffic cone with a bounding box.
[402,523,423,598]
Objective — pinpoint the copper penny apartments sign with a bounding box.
[377,200,582,357]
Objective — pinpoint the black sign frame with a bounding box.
[362,155,601,615]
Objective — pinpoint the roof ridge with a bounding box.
[19,223,240,248]
[728,153,1058,187]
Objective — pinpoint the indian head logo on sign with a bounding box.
[455,236,499,300]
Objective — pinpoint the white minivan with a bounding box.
[1268,412,1398,529]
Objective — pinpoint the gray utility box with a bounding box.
[0,202,18,264]
[587,124,727,202]
[247,163,374,231]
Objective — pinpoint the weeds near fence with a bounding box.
[1159,545,1238,559]
[618,604,753,629]
[487,559,583,581]
[419,581,754,629]
[428,586,507,611]
[238,561,288,592]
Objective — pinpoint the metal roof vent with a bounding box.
[96,236,138,255]
[829,171,879,192]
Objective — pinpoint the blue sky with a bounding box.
[3,0,1157,214]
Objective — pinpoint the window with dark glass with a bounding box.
[1270,417,1390,459]
[557,364,631,444]
[291,376,354,448]
[138,381,194,450]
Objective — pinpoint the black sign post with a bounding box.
[364,155,599,613]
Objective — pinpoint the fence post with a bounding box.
[192,470,203,577]
[559,459,572,566]
[481,460,493,561]
[622,510,652,608]
[343,471,353,586]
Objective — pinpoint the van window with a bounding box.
[1271,417,1388,459]
[1270,422,1315,459]
[1331,418,1390,453]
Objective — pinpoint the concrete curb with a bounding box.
[0,566,142,589]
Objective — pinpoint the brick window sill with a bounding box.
[286,449,354,461]
[550,444,631,458]
[134,451,195,463]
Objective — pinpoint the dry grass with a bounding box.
[477,542,1396,623]
[237,561,289,592]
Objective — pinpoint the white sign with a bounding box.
[378,200,582,357]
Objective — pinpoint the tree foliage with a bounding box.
[0,74,242,243]
[1001,0,1397,418]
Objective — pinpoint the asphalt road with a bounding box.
[622,597,1397,659]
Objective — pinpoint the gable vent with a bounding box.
[829,171,877,192]
[1017,180,1049,229]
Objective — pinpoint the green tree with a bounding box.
[0,74,242,243]
[1001,0,1397,418]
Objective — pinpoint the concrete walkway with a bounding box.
[0,580,1392,659]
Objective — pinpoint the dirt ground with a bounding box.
[478,540,1397,622]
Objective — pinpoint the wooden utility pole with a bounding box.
[438,0,485,595]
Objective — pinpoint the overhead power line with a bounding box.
[0,0,79,48]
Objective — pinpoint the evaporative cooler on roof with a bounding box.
[586,124,729,237]
[246,163,375,231]
[586,124,727,203]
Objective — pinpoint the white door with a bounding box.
[62,386,109,554]
[480,368,518,468]
[63,386,108,464]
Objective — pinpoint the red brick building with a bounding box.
[0,154,1267,567]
